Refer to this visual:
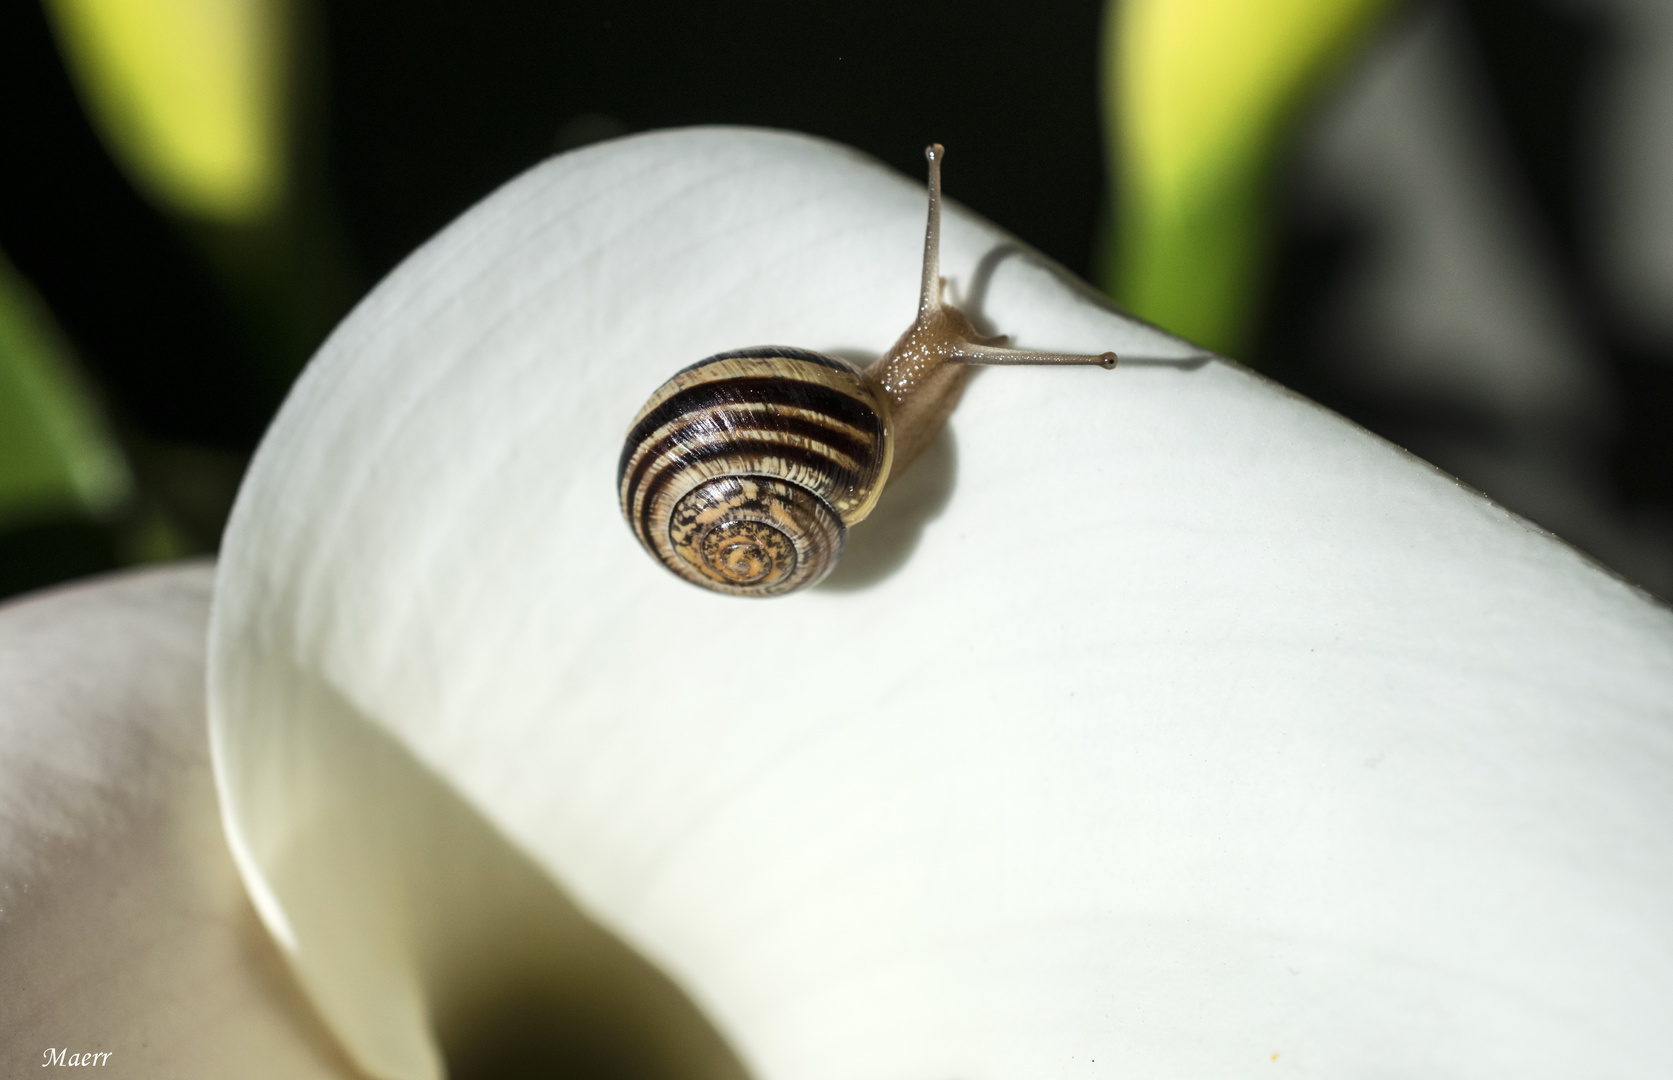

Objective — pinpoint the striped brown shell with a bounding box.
[618,347,894,597]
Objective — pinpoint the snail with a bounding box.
[618,144,1117,597]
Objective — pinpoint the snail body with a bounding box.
[619,145,1117,597]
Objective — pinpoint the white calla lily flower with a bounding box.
[206,129,1673,1080]
[0,566,356,1077]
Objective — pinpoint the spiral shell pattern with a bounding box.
[618,347,893,596]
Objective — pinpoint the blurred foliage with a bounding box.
[43,0,289,223]
[46,0,353,390]
[1103,0,1393,354]
[0,0,347,598]
[0,249,130,530]
[0,246,216,596]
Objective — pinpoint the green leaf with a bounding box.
[0,251,132,531]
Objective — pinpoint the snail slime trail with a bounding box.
[618,144,1118,597]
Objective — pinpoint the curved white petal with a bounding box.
[0,566,357,1078]
[210,128,1673,1080]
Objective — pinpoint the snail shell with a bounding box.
[617,347,892,596]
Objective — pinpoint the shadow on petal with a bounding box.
[819,426,958,592]
[232,662,752,1080]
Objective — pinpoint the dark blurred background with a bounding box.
[1,0,1669,600]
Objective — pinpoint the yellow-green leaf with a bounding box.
[44,0,289,223]
[1103,0,1393,354]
